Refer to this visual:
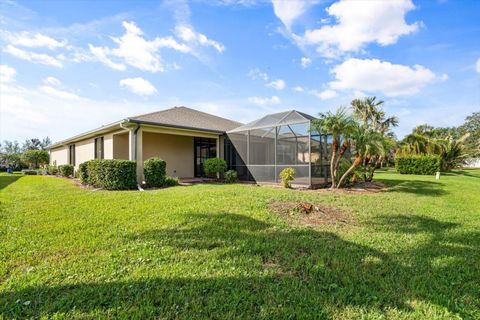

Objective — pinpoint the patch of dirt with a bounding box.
[268,201,352,227]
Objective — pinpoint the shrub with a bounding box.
[164,176,179,187]
[143,157,167,187]
[224,170,238,183]
[279,167,295,188]
[203,158,227,179]
[46,165,58,176]
[78,161,89,184]
[395,154,441,175]
[22,169,38,175]
[58,164,74,177]
[84,159,137,190]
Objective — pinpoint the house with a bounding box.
[48,106,331,187]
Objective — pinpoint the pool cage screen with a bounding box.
[226,110,332,187]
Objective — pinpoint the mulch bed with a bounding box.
[268,201,353,227]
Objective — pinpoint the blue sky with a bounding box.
[0,0,479,142]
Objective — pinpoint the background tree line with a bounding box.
[0,137,51,170]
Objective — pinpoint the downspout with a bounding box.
[133,123,140,161]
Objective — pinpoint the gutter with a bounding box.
[126,119,227,135]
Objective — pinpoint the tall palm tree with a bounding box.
[311,107,356,188]
[337,125,384,188]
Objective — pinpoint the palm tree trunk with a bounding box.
[333,139,349,183]
[330,137,339,188]
[337,155,362,188]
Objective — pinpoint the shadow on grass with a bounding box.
[0,174,22,191]
[444,170,480,179]
[1,213,478,319]
[379,179,447,196]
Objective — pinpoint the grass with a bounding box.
[0,169,479,319]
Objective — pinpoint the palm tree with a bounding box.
[337,125,384,188]
[311,107,355,188]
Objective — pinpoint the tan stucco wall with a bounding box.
[142,131,194,178]
[113,133,129,159]
[50,146,68,166]
[75,138,94,168]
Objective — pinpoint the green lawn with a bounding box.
[1,170,479,319]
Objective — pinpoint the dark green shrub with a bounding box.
[22,169,38,175]
[224,170,238,183]
[46,165,58,175]
[78,161,89,184]
[143,157,166,187]
[279,167,295,188]
[164,176,178,187]
[84,159,137,190]
[58,164,74,177]
[203,158,227,178]
[395,154,441,175]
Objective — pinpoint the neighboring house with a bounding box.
[48,106,331,187]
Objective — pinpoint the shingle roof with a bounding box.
[128,106,243,133]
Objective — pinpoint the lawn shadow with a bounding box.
[1,213,478,318]
[444,170,480,179]
[0,174,22,191]
[379,179,448,196]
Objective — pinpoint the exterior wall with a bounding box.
[104,133,114,159]
[113,132,129,160]
[75,138,95,168]
[50,146,68,166]
[142,131,194,178]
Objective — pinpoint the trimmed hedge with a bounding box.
[46,165,58,176]
[80,159,137,190]
[58,164,74,177]
[395,154,441,175]
[224,170,238,183]
[22,169,38,175]
[144,157,166,187]
[203,158,227,178]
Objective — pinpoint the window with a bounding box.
[94,137,104,159]
[68,144,76,166]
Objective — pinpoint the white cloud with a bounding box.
[271,0,317,30]
[248,95,281,106]
[3,45,63,67]
[300,57,311,68]
[328,58,447,97]
[175,25,225,53]
[282,0,419,58]
[42,76,61,86]
[2,31,66,49]
[0,65,16,82]
[248,68,269,81]
[312,89,338,100]
[293,86,304,92]
[39,85,81,100]
[476,58,480,73]
[119,77,157,96]
[266,79,286,90]
[88,44,126,71]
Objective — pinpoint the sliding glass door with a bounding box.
[194,137,217,177]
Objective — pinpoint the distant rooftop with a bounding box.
[128,106,243,133]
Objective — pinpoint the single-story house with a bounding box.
[48,106,331,187]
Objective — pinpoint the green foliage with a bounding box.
[395,154,441,175]
[144,157,167,187]
[163,176,179,187]
[203,158,227,178]
[224,170,238,183]
[279,167,295,188]
[84,159,137,190]
[78,162,89,184]
[58,164,74,177]
[21,169,38,175]
[46,165,58,176]
[21,149,49,169]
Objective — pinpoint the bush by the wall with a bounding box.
[164,176,178,187]
[82,159,136,190]
[224,170,238,183]
[78,161,89,184]
[395,154,441,175]
[143,157,166,187]
[279,167,295,188]
[58,164,74,177]
[203,158,227,179]
[46,165,58,176]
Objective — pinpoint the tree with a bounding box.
[337,125,384,188]
[21,149,49,169]
[311,107,355,188]
[22,137,52,151]
[459,112,480,157]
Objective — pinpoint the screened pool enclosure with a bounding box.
[225,110,332,188]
